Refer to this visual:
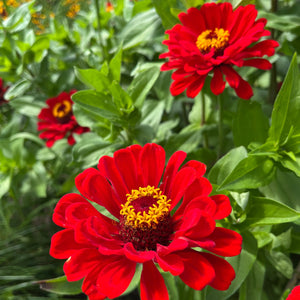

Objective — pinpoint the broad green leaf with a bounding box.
[39,276,82,295]
[269,53,300,144]
[129,65,160,108]
[260,169,300,211]
[280,155,300,177]
[208,146,248,186]
[141,100,165,130]
[218,155,276,191]
[266,251,293,279]
[239,260,265,300]
[23,37,50,64]
[120,9,163,49]
[242,197,300,227]
[152,0,181,29]
[184,0,204,8]
[2,2,33,33]
[252,231,273,248]
[207,231,258,300]
[109,46,122,82]
[4,80,31,100]
[72,90,120,122]
[289,229,300,254]
[233,100,269,148]
[0,173,11,199]
[74,67,110,91]
[109,81,133,111]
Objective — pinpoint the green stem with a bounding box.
[200,92,209,148]
[217,95,223,158]
[93,0,107,60]
[268,0,278,104]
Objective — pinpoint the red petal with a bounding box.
[204,227,243,256]
[186,75,206,98]
[140,143,165,187]
[75,168,121,218]
[201,252,236,290]
[179,7,205,35]
[221,66,253,99]
[124,243,156,263]
[169,167,197,210]
[242,58,272,70]
[160,150,186,197]
[287,286,300,300]
[63,248,102,281]
[170,76,193,96]
[97,155,129,203]
[181,160,206,178]
[211,194,232,219]
[140,261,169,300]
[211,68,226,95]
[156,253,184,276]
[50,229,87,259]
[178,250,215,290]
[201,2,221,30]
[96,256,136,299]
[53,193,87,228]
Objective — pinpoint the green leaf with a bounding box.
[207,231,258,300]
[184,0,204,8]
[129,65,160,108]
[0,173,11,199]
[218,155,276,191]
[109,46,123,82]
[266,251,293,279]
[233,100,269,148]
[152,0,181,29]
[2,2,33,33]
[259,169,300,211]
[74,67,110,91]
[269,53,300,145]
[39,276,82,295]
[208,146,248,186]
[239,260,265,300]
[4,80,31,100]
[280,155,300,177]
[242,197,300,227]
[72,90,120,122]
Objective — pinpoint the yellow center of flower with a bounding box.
[196,28,230,54]
[52,100,72,119]
[120,186,171,230]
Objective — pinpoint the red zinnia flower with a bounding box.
[37,91,89,147]
[0,78,9,105]
[50,143,242,300]
[160,3,279,99]
[286,286,300,300]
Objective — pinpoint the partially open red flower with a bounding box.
[0,78,9,105]
[50,143,242,300]
[160,3,279,99]
[37,91,89,147]
[286,286,300,300]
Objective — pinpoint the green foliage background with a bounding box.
[0,0,300,299]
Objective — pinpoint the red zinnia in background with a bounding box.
[0,78,9,105]
[286,286,300,300]
[50,143,242,300]
[37,91,89,147]
[160,3,279,99]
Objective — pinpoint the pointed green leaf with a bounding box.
[269,53,300,144]
[243,197,300,227]
[109,46,122,82]
[39,276,82,295]
[218,155,276,191]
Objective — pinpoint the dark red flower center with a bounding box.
[119,186,173,251]
[196,28,230,55]
[52,100,72,123]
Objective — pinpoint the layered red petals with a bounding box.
[50,143,242,300]
[160,2,278,99]
[37,91,89,147]
[286,286,300,300]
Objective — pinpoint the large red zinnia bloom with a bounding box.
[37,91,89,147]
[50,143,242,300]
[286,286,300,300]
[160,3,279,99]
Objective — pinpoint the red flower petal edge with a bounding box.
[37,90,89,147]
[160,3,279,100]
[50,143,243,299]
[286,286,300,300]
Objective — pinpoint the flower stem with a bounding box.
[217,95,223,158]
[201,92,209,148]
